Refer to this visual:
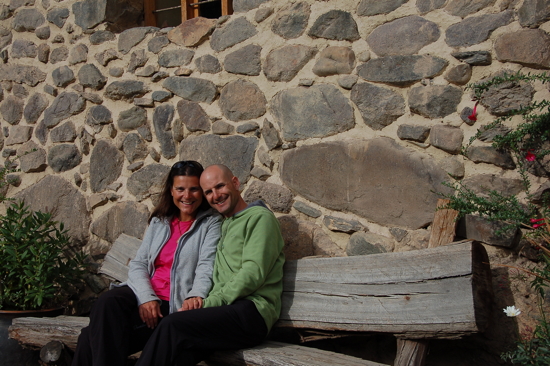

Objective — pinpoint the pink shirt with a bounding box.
[150,218,194,300]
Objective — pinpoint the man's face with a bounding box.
[200,167,241,217]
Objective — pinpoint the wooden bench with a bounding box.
[10,233,492,366]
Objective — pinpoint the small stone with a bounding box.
[44,84,58,96]
[80,92,103,104]
[195,54,222,74]
[158,49,194,68]
[397,124,430,142]
[117,106,147,131]
[134,97,154,107]
[308,10,360,41]
[152,90,172,102]
[109,67,124,77]
[35,25,50,39]
[444,64,472,85]
[255,7,273,23]
[68,43,88,65]
[298,79,314,87]
[52,34,64,43]
[210,17,257,52]
[135,65,158,77]
[212,120,234,135]
[149,147,160,162]
[451,51,492,66]
[466,145,516,169]
[49,45,68,64]
[12,84,27,98]
[46,7,69,28]
[440,156,465,179]
[148,35,169,53]
[95,48,118,67]
[127,161,144,172]
[347,232,393,256]
[37,43,50,63]
[11,39,37,59]
[338,75,358,90]
[236,121,259,134]
[460,106,476,126]
[151,71,169,82]
[293,201,321,218]
[90,30,115,45]
[78,64,107,90]
[173,68,192,76]
[224,44,261,76]
[250,166,271,180]
[51,121,76,142]
[429,125,464,154]
[271,2,310,39]
[323,215,364,234]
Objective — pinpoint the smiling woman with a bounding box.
[144,0,233,27]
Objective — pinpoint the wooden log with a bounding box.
[394,339,429,366]
[428,199,458,248]
[9,316,88,350]
[99,233,142,282]
[205,341,389,366]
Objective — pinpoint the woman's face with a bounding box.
[170,175,203,221]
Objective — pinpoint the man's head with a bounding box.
[200,165,247,217]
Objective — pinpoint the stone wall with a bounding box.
[1,0,550,363]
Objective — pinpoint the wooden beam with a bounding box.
[428,199,459,248]
[394,339,429,366]
[221,0,232,16]
[144,0,156,26]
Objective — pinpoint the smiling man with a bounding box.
[136,164,285,366]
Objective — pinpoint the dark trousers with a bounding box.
[135,298,268,366]
[72,286,169,366]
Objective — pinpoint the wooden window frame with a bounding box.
[145,0,232,26]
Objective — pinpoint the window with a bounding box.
[145,0,233,28]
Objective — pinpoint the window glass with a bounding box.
[155,0,182,28]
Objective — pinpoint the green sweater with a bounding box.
[203,202,285,332]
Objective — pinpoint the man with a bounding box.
[136,164,285,366]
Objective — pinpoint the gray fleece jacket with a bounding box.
[125,207,222,314]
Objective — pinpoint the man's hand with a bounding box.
[139,301,163,329]
[179,297,203,311]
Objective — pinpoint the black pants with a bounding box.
[135,298,268,366]
[72,286,170,366]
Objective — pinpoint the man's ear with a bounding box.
[231,176,240,190]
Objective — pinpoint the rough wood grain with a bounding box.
[9,316,88,350]
[205,341,389,366]
[428,199,458,248]
[99,233,142,282]
[394,339,429,366]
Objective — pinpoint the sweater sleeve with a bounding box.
[186,215,222,299]
[203,211,283,308]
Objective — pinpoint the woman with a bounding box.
[72,161,221,366]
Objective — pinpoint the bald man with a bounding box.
[136,165,285,366]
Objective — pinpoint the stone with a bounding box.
[271,2,310,39]
[278,215,345,260]
[134,98,153,107]
[118,27,157,54]
[445,64,472,85]
[308,10,360,41]
[151,71,169,82]
[168,17,216,47]
[0,95,24,124]
[50,121,76,142]
[210,17,257,52]
[46,7,69,28]
[531,181,550,204]
[358,0,408,16]
[0,5,12,21]
[255,7,273,23]
[68,43,88,65]
[95,48,118,66]
[390,227,408,242]
[153,104,176,159]
[219,79,266,122]
[0,64,46,86]
[479,78,535,116]
[122,132,148,163]
[262,119,281,150]
[357,55,448,86]
[224,44,261,76]
[272,84,354,142]
[117,106,147,132]
[351,82,405,131]
[429,125,464,154]
[0,26,12,50]
[78,63,107,90]
[323,215,364,234]
[52,34,64,43]
[445,0,495,18]
[135,65,158,77]
[86,105,112,126]
[397,124,430,142]
[0,49,7,63]
[90,30,115,44]
[233,0,269,12]
[109,67,123,77]
[127,161,144,172]
[280,138,453,229]
[127,163,170,200]
[176,99,210,132]
[460,106,475,125]
[293,201,321,218]
[152,90,172,102]
[158,49,194,68]
[15,175,90,244]
[250,166,270,180]
[451,50,492,66]
[195,54,222,74]
[212,120,234,135]
[89,139,123,193]
[462,174,524,197]
[137,123,152,142]
[478,124,511,142]
[367,16,440,56]
[416,0,447,14]
[347,232,395,256]
[43,92,85,128]
[102,0,145,34]
[312,46,355,76]
[408,85,463,119]
[162,77,217,104]
[17,140,47,172]
[5,125,32,145]
[439,156,465,179]
[518,0,550,28]
[13,8,45,32]
[81,92,103,104]
[445,11,513,48]
[243,180,293,213]
[52,65,75,87]
[495,29,550,69]
[148,35,169,53]
[49,46,68,64]
[90,201,149,242]
[264,44,317,82]
[47,144,81,172]
[24,93,48,124]
[127,49,148,73]
[179,134,258,184]
[11,39,37,58]
[35,26,50,39]
[257,146,273,169]
[466,145,516,169]
[73,0,106,30]
[456,214,521,248]
[237,121,259,134]
[105,80,149,101]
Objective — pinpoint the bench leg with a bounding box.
[394,339,429,366]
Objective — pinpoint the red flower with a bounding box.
[468,102,478,121]
[531,218,545,223]
[525,150,536,162]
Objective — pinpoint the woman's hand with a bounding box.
[139,301,163,329]
[179,297,203,311]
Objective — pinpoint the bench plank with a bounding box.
[99,233,142,282]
